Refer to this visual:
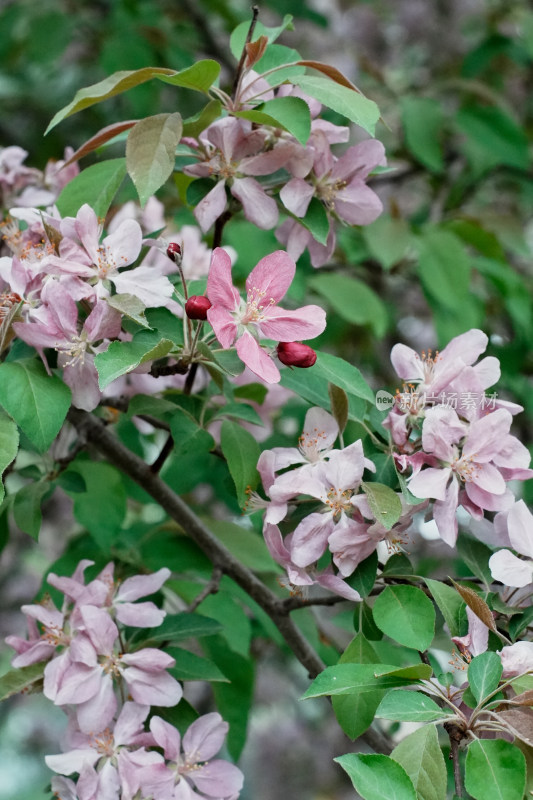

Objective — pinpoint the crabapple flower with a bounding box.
[185,117,295,232]
[259,406,338,477]
[276,218,336,268]
[452,607,489,661]
[147,712,244,800]
[498,642,533,678]
[489,501,533,588]
[206,248,326,382]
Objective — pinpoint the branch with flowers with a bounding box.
[0,9,532,800]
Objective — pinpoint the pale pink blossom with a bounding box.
[499,642,533,678]
[452,607,489,661]
[206,248,326,382]
[489,501,533,588]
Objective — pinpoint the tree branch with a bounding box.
[66,407,393,755]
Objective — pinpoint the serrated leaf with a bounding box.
[156,60,220,93]
[297,60,361,90]
[55,158,127,219]
[392,725,448,800]
[333,634,382,740]
[169,410,214,459]
[126,113,183,206]
[302,663,429,700]
[424,578,466,638]
[166,647,229,682]
[313,351,374,403]
[206,518,277,573]
[13,480,49,540]
[182,100,222,139]
[400,96,445,173]
[335,753,417,800]
[299,196,330,245]
[451,581,499,635]
[361,482,402,531]
[63,120,138,166]
[72,461,126,551]
[46,67,176,132]
[0,410,18,504]
[95,330,175,389]
[372,585,435,651]
[310,273,388,337]
[292,75,380,136]
[0,359,71,453]
[377,690,448,722]
[328,383,348,434]
[106,294,149,328]
[230,15,294,59]
[468,651,503,705]
[457,535,493,585]
[220,420,260,506]
[0,663,45,701]
[279,364,366,423]
[465,739,526,800]
[236,96,311,145]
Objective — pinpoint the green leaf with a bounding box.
[54,470,87,494]
[456,105,530,171]
[220,420,260,507]
[457,535,493,585]
[166,647,228,682]
[46,67,177,132]
[350,551,378,599]
[0,411,18,504]
[169,410,215,459]
[206,519,277,573]
[312,351,374,403]
[13,481,49,540]
[424,578,466,638]
[361,482,402,531]
[182,100,223,139]
[144,307,184,347]
[279,363,366,422]
[328,383,348,435]
[292,75,380,136]
[377,690,447,722]
[156,60,220,93]
[400,96,445,173]
[211,401,264,428]
[372,585,435,651]
[299,196,330,245]
[55,158,127,219]
[255,44,305,85]
[391,725,448,800]
[126,113,183,206]
[230,15,294,58]
[236,96,311,145]
[468,651,503,705]
[95,330,175,389]
[202,635,254,760]
[0,359,71,453]
[416,229,471,313]
[0,663,45,701]
[465,739,526,800]
[310,273,388,337]
[335,753,417,800]
[302,662,430,700]
[106,294,150,329]
[332,634,384,740]
[71,462,126,551]
[136,612,223,646]
[362,215,412,270]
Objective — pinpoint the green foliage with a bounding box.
[465,740,526,800]
[0,412,19,505]
[391,725,448,800]
[372,586,436,651]
[56,159,128,218]
[220,421,260,507]
[335,753,417,800]
[126,113,183,206]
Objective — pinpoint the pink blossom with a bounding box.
[147,712,244,799]
[206,248,326,382]
[260,406,339,477]
[498,642,533,678]
[452,607,489,661]
[185,117,295,232]
[276,217,337,268]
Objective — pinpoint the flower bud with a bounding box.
[277,341,317,368]
[185,295,212,320]
[166,242,182,266]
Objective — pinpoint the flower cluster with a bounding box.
[384,329,532,546]
[253,407,425,599]
[6,560,243,800]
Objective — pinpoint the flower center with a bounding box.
[325,487,353,518]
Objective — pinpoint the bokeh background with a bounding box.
[1,1,532,797]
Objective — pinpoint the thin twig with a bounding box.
[230,6,259,101]
[187,567,223,612]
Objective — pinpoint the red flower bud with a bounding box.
[166,242,182,265]
[277,341,317,368]
[185,295,212,320]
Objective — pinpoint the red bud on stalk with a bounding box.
[277,341,317,368]
[185,295,212,320]
[166,242,182,266]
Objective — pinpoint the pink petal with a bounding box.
[231,177,279,230]
[194,180,228,233]
[207,305,238,349]
[290,511,335,567]
[117,568,171,602]
[440,329,488,367]
[246,250,296,305]
[122,666,182,707]
[408,467,451,501]
[45,748,99,776]
[206,248,240,310]
[258,303,326,341]
[331,139,387,182]
[189,760,244,798]
[334,180,383,225]
[240,142,295,176]
[433,478,460,546]
[183,712,228,761]
[150,715,181,761]
[80,606,119,655]
[236,332,280,383]
[115,602,166,628]
[507,500,533,558]
[280,178,315,217]
[463,409,512,462]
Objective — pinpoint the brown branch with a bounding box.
[231,6,260,100]
[66,407,394,755]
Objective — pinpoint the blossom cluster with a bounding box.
[6,560,243,800]
[384,329,532,546]
[252,406,425,599]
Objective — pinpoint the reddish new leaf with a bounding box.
[63,120,139,167]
